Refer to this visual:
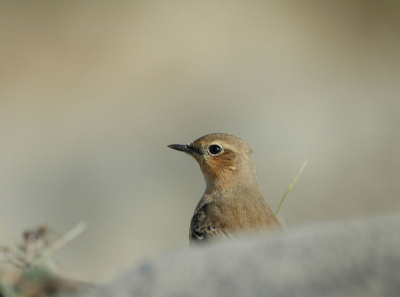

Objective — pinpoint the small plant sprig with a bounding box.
[0,221,87,269]
[275,160,308,216]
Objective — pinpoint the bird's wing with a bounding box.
[189,205,236,245]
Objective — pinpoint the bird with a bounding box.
[168,133,282,246]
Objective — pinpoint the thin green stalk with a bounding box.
[275,160,308,216]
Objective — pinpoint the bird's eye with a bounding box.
[208,144,223,155]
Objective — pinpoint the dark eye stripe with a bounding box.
[186,145,201,155]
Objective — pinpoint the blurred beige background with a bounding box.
[0,0,399,280]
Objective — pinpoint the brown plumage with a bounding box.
[168,133,282,246]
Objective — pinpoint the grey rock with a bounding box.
[82,213,400,297]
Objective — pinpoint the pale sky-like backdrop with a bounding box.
[1,0,399,281]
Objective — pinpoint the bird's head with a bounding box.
[168,133,260,191]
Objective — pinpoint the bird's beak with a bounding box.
[168,144,198,155]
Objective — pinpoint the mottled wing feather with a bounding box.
[189,207,235,245]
